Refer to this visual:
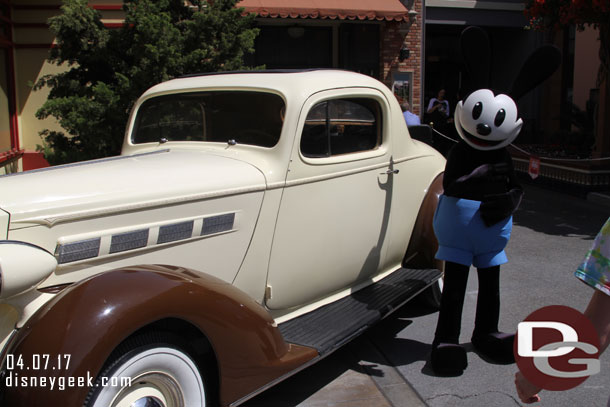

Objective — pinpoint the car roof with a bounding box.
[179,68,335,78]
[138,69,387,101]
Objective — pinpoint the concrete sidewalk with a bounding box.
[243,334,427,407]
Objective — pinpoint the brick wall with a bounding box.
[380,0,422,116]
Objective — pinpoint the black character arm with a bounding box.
[480,154,523,226]
[480,188,523,226]
[443,145,499,198]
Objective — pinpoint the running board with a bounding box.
[278,268,441,355]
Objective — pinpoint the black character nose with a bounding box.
[476,123,492,136]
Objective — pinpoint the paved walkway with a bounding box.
[243,333,427,407]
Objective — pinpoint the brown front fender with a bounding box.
[404,173,444,269]
[0,265,316,406]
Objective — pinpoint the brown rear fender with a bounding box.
[0,265,317,406]
[404,173,444,269]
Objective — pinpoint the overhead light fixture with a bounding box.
[399,46,410,62]
[287,26,305,39]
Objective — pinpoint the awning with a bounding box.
[236,0,410,21]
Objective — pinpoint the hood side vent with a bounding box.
[202,213,235,236]
[109,229,150,254]
[158,221,194,244]
[56,238,101,264]
[55,212,236,265]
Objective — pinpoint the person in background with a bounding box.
[402,100,421,127]
[427,89,451,122]
[426,88,455,155]
[515,217,610,404]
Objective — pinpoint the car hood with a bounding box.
[0,149,266,225]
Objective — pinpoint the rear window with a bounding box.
[132,91,285,148]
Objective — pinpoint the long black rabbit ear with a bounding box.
[460,26,491,91]
[510,45,562,100]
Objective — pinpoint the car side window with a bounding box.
[301,98,381,158]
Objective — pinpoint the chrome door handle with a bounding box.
[383,169,399,175]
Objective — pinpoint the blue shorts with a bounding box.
[433,195,512,268]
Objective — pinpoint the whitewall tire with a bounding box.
[87,343,206,407]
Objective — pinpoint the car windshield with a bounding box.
[132,91,285,148]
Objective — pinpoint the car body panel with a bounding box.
[0,266,318,407]
[1,150,266,288]
[266,87,395,309]
[266,86,443,311]
[0,150,265,226]
[404,172,444,268]
[0,210,8,239]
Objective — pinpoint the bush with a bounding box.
[35,0,259,164]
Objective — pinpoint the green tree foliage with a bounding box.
[35,0,259,164]
[525,0,609,83]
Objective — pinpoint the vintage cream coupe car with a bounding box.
[0,70,444,406]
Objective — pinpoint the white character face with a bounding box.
[454,89,523,151]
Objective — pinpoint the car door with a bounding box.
[266,88,396,310]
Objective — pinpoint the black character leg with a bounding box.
[471,265,515,364]
[473,265,500,336]
[430,261,469,374]
[434,262,470,343]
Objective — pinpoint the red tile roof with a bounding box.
[237,0,410,21]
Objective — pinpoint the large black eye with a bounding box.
[472,102,483,120]
[494,109,506,126]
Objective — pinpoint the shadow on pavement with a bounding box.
[513,185,607,240]
[243,302,439,406]
[242,346,354,407]
[362,303,435,369]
